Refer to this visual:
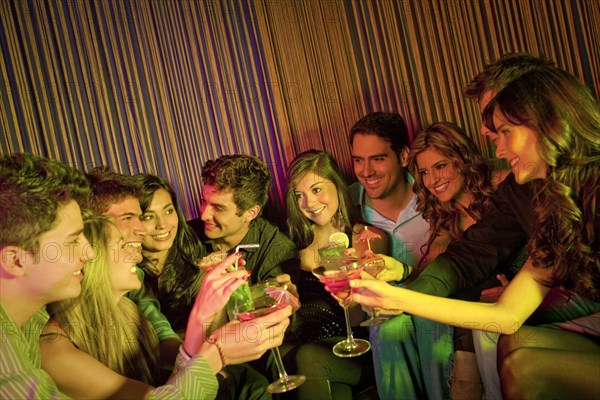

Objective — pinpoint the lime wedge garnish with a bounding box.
[329,232,349,249]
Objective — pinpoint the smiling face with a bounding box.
[294,172,339,227]
[104,196,146,263]
[107,223,142,299]
[416,147,469,205]
[491,111,547,184]
[141,189,178,255]
[200,185,255,250]
[351,133,406,200]
[23,200,95,304]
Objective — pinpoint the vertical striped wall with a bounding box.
[1,0,599,222]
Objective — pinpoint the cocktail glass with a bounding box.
[359,258,389,326]
[233,281,306,393]
[312,262,371,357]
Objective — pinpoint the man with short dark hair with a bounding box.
[347,112,441,399]
[86,167,182,367]
[189,154,297,283]
[348,111,430,266]
[1,153,93,398]
[188,154,298,400]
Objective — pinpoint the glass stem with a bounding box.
[271,347,289,381]
[342,305,356,345]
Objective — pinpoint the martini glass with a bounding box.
[359,258,389,326]
[233,281,306,393]
[312,261,371,357]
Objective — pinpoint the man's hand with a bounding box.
[480,274,510,303]
[358,250,410,282]
[274,273,299,300]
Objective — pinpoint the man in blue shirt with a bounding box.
[348,112,450,399]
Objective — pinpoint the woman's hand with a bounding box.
[349,278,405,314]
[210,305,292,366]
[184,253,249,355]
[192,252,249,322]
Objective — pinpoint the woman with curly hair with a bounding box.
[407,122,506,267]
[350,65,600,399]
[391,122,510,399]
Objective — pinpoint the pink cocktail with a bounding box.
[360,258,389,326]
[313,266,362,305]
[312,262,371,357]
[232,281,305,393]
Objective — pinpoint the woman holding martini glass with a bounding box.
[285,150,387,399]
[40,214,291,399]
[350,67,600,399]
[136,173,296,396]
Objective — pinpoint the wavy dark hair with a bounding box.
[0,153,90,252]
[464,53,555,101]
[286,150,362,249]
[135,173,203,331]
[201,154,272,216]
[407,123,495,263]
[483,67,600,300]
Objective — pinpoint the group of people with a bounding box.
[1,52,598,400]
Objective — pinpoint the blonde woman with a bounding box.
[41,215,292,399]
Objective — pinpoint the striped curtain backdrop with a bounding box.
[2,0,599,223]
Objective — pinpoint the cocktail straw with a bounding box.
[234,243,260,270]
[274,284,288,305]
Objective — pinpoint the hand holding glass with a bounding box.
[312,262,371,357]
[232,280,306,393]
[360,258,390,326]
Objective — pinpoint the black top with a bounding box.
[142,256,202,333]
[408,172,599,301]
[291,269,369,343]
[408,173,534,296]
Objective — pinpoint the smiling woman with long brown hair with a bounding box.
[350,65,600,399]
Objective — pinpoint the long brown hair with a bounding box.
[136,173,204,331]
[407,122,495,262]
[286,150,362,249]
[483,67,600,300]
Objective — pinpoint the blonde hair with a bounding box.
[49,214,161,384]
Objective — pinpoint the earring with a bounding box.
[335,206,344,232]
